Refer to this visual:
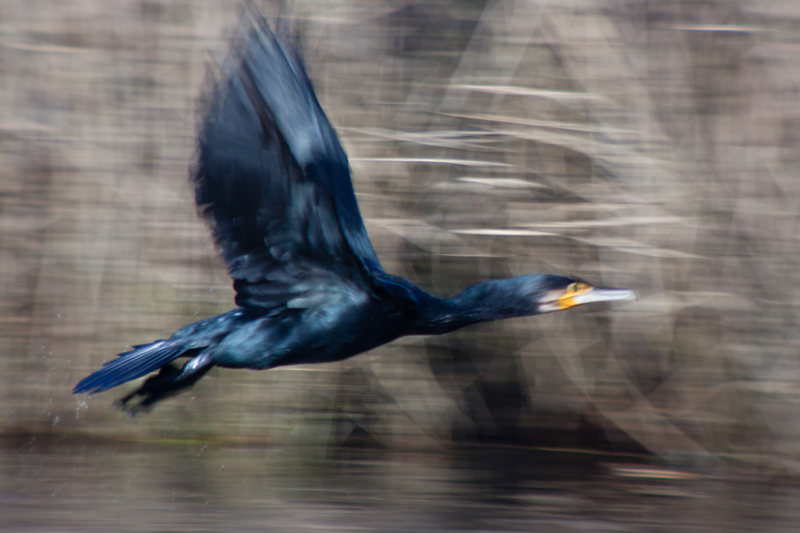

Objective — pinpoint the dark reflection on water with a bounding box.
[2,437,799,532]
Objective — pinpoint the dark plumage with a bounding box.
[73,10,635,414]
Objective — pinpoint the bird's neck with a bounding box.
[409,280,530,335]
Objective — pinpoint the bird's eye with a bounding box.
[570,283,581,293]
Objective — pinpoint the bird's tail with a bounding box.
[73,341,186,395]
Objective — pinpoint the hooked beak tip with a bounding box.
[620,289,638,302]
[597,287,637,302]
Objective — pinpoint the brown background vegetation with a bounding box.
[2,0,800,473]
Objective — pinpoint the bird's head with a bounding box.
[413,273,636,334]
[529,274,636,314]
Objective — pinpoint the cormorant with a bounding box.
[73,9,635,414]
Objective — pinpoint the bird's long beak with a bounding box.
[557,286,637,310]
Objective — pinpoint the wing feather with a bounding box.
[193,11,383,311]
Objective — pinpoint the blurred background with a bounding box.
[3,0,800,530]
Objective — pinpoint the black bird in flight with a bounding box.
[74,10,635,414]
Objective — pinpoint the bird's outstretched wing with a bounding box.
[193,11,385,311]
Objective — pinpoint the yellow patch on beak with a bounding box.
[555,282,593,310]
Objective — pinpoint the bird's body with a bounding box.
[74,9,634,414]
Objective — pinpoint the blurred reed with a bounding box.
[2,0,800,472]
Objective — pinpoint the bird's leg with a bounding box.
[114,352,214,416]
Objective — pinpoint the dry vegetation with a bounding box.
[2,0,800,471]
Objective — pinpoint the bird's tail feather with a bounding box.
[73,341,185,394]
